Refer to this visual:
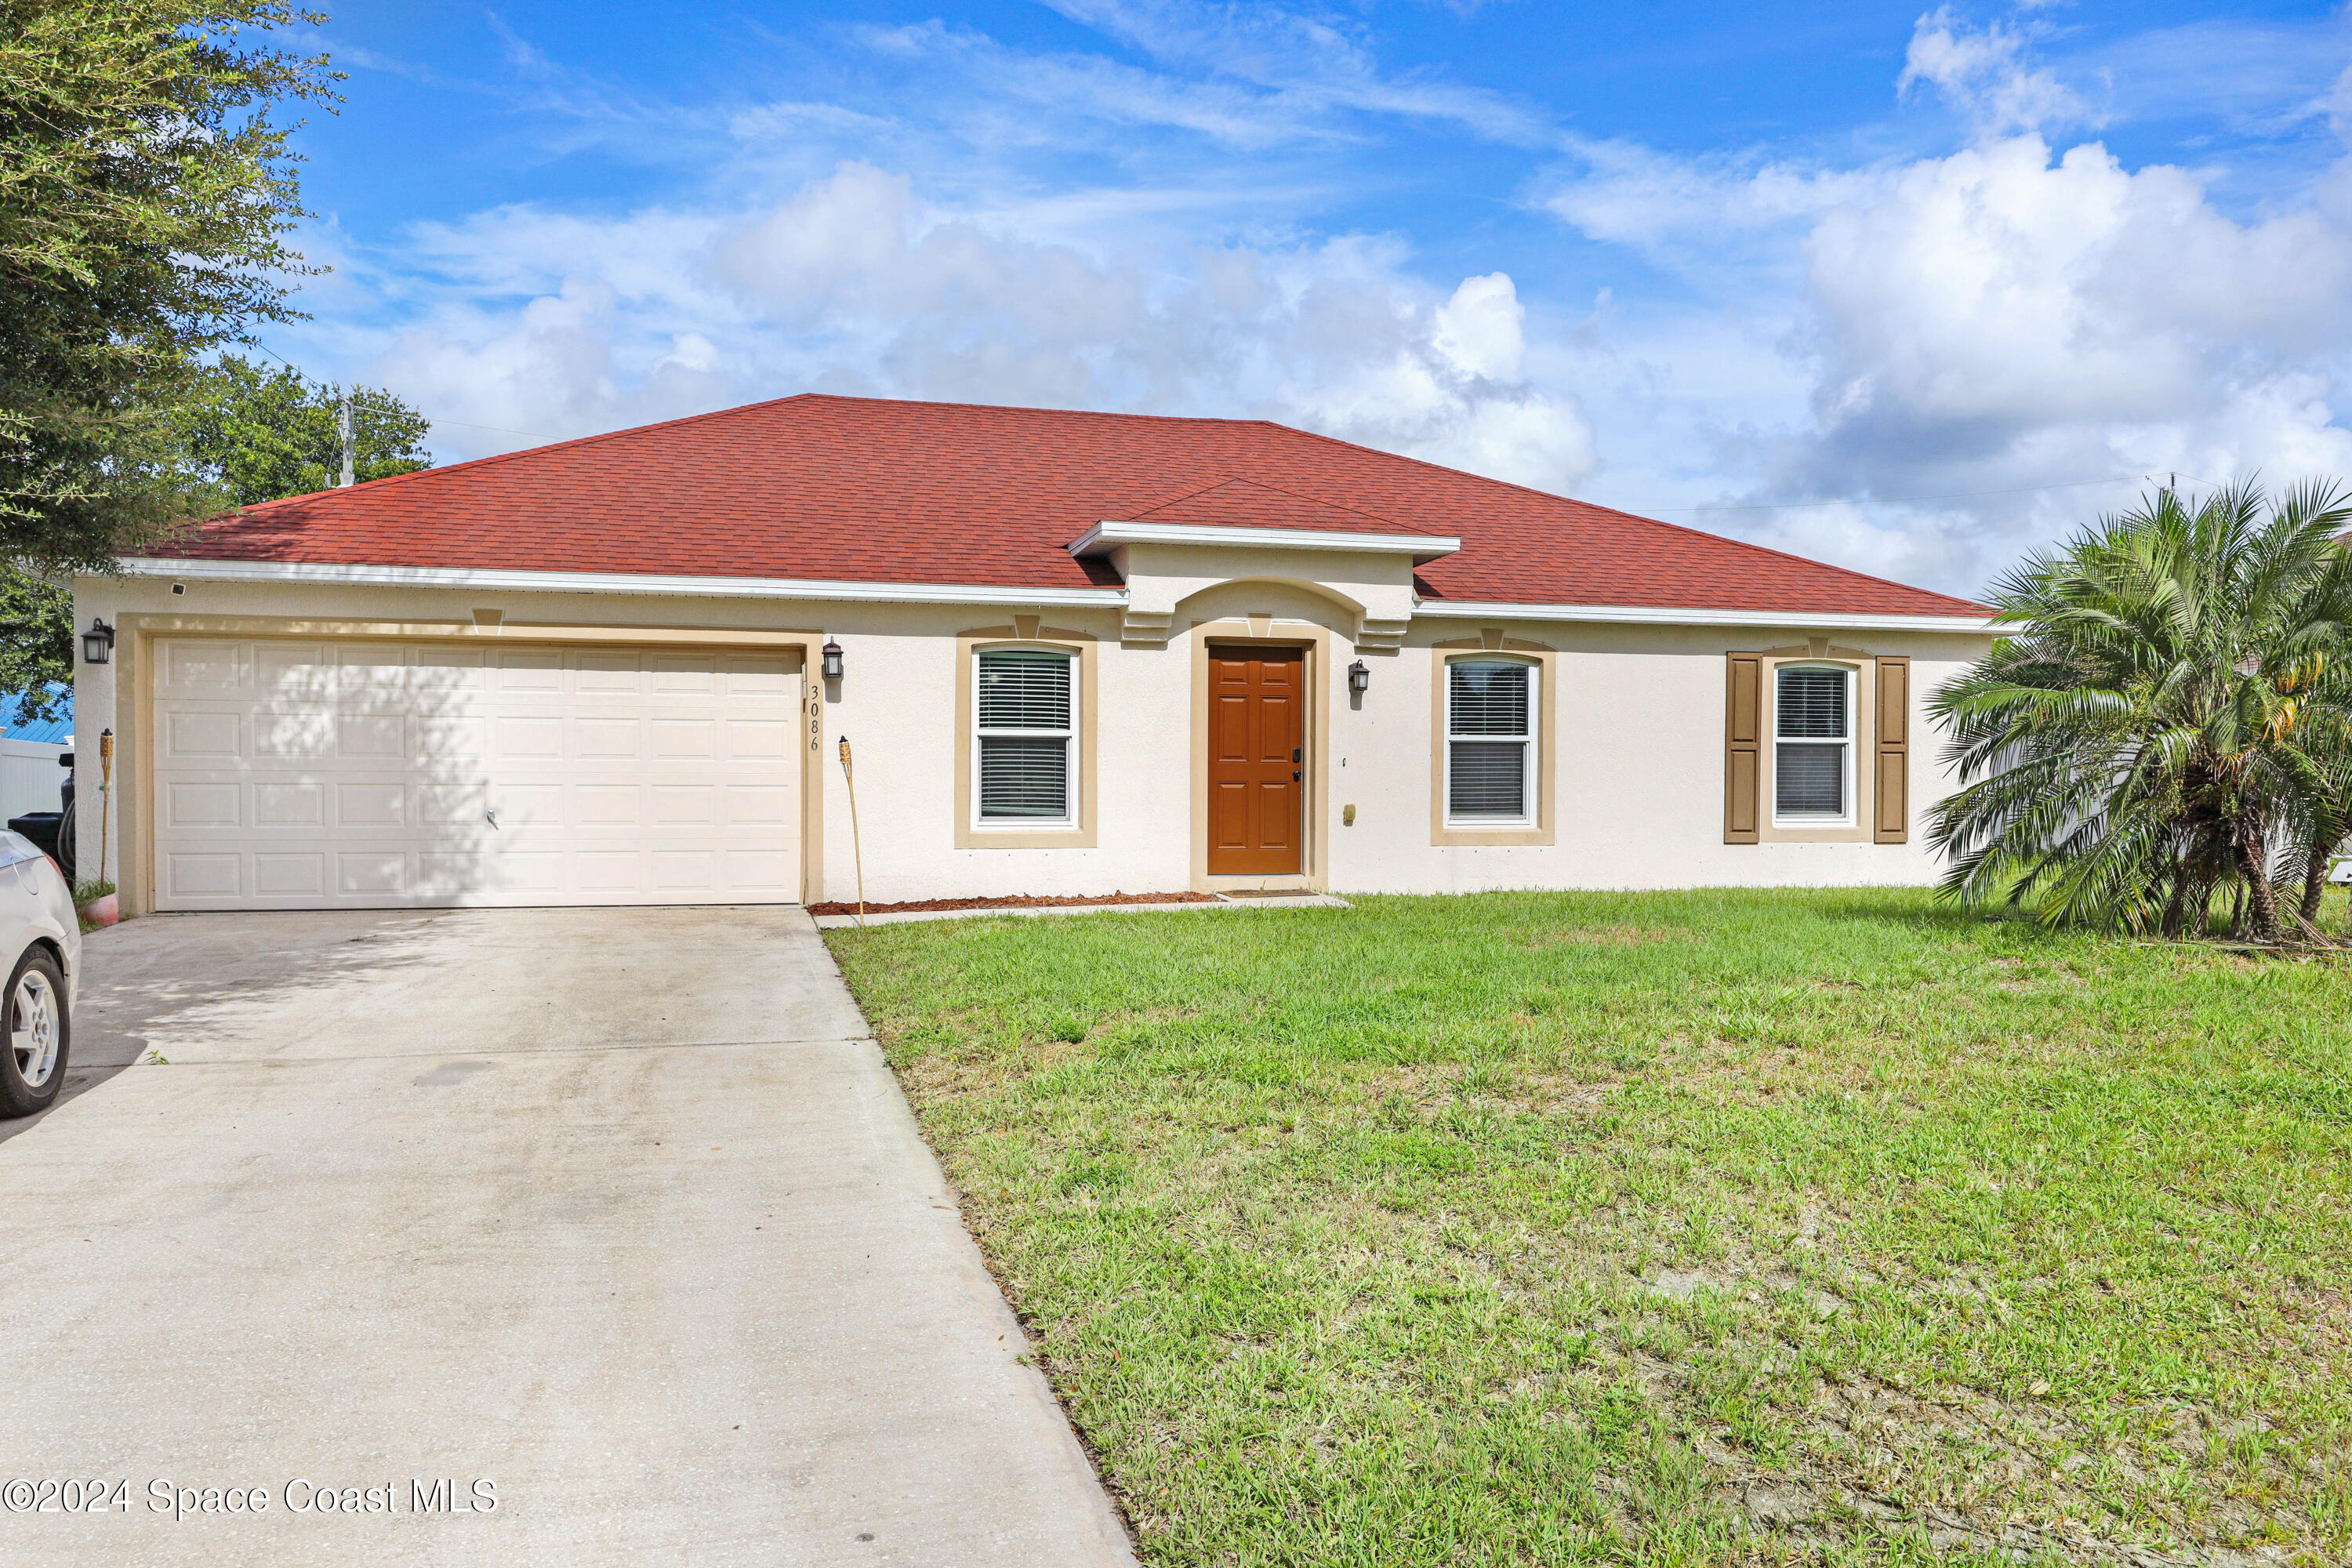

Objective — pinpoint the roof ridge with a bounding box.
[1123,476,1238,520]
[1123,473,1423,532]
[1206,474,1412,531]
[783,392,1283,430]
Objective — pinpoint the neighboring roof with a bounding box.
[2,684,70,745]
[143,394,1990,619]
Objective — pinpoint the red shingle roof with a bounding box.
[1125,476,1443,537]
[152,394,1988,618]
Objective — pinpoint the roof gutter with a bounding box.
[1414,598,1998,634]
[109,557,1129,609]
[103,560,1995,632]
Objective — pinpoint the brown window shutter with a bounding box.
[1725,653,1761,843]
[1874,656,1910,843]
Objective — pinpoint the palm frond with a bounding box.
[1927,476,2352,935]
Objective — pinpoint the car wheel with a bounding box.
[0,946,69,1118]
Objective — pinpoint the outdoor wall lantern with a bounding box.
[821,638,844,681]
[1348,659,1370,695]
[82,618,114,666]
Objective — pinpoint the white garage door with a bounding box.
[151,637,804,910]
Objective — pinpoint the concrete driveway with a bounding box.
[0,908,1134,1566]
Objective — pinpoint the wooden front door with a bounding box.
[1207,646,1305,876]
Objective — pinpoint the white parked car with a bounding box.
[0,829,78,1117]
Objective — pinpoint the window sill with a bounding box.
[956,822,1093,850]
[1432,822,1552,847]
[1761,823,1878,844]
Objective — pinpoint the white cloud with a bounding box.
[1273,270,1592,487]
[1540,138,1873,286]
[1545,67,2352,592]
[845,20,1339,151]
[358,163,1595,495]
[1033,0,1553,144]
[726,100,896,143]
[297,3,2352,601]
[375,279,731,445]
[1898,7,2089,136]
[1793,135,2352,495]
[1432,273,1523,380]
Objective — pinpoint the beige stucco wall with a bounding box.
[73,568,1991,909]
[1350,620,1981,892]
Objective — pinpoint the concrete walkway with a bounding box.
[0,908,1134,1567]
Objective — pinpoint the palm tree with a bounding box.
[2277,627,2352,929]
[1928,479,2352,942]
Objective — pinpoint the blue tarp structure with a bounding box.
[1,684,71,745]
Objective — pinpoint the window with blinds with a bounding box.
[1446,658,1534,822]
[1774,666,1850,820]
[976,649,1074,821]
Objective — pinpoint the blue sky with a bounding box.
[265,2,2352,596]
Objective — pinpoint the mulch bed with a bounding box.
[808,891,1217,917]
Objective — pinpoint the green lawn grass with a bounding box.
[824,890,2352,1566]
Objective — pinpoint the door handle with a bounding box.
[1293,770,1301,781]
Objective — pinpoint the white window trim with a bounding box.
[971,643,1078,830]
[1772,662,1857,828]
[1442,655,1539,829]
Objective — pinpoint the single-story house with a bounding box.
[71,394,1996,914]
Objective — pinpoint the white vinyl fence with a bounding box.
[0,737,68,823]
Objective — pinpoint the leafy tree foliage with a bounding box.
[0,566,69,725]
[0,351,428,726]
[1929,481,2352,942]
[0,354,433,724]
[177,354,431,504]
[0,2,337,568]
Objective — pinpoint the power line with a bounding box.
[1653,474,2164,514]
[238,341,556,444]
[238,338,300,374]
[226,346,2228,495]
[426,417,556,441]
